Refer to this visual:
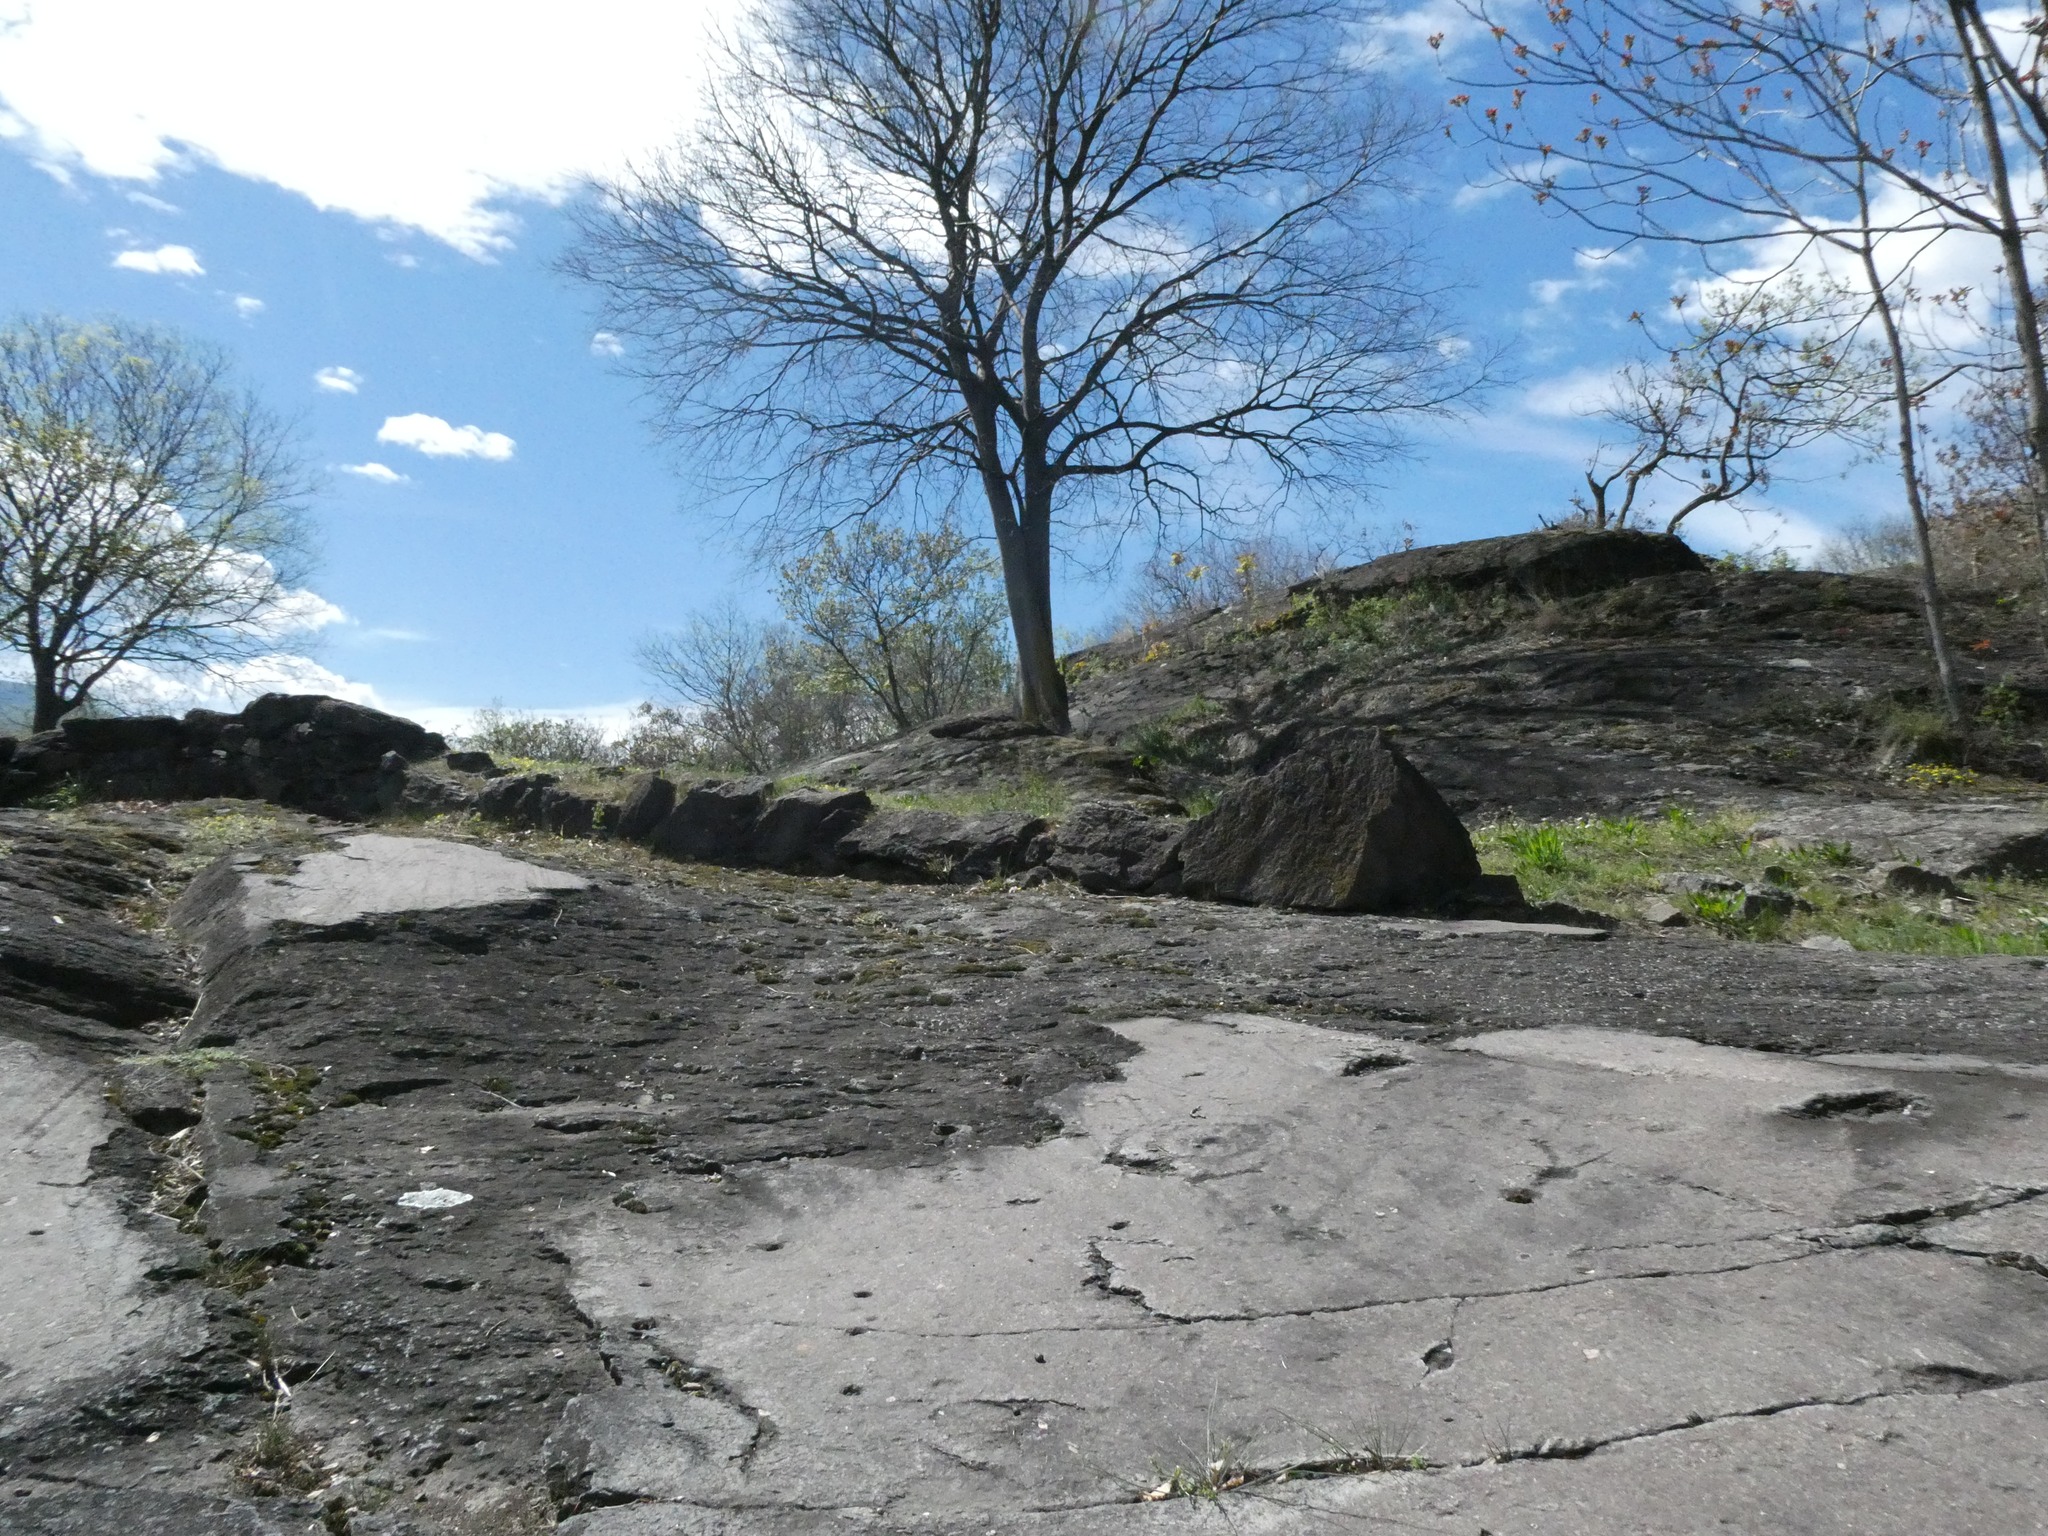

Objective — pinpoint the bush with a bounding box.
[463,707,617,765]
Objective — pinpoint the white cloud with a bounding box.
[590,331,625,358]
[92,653,383,715]
[376,413,516,461]
[0,1,747,258]
[1573,245,1640,273]
[111,242,202,275]
[1679,500,1835,563]
[125,189,177,213]
[232,293,264,317]
[1522,366,1627,420]
[340,461,408,483]
[315,365,363,394]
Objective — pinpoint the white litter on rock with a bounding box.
[397,1187,473,1211]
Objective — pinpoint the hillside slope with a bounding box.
[1067,541,2048,823]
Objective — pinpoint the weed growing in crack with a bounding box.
[238,1411,325,1498]
[1140,1442,1251,1502]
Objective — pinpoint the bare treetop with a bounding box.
[574,0,1479,728]
[0,315,313,731]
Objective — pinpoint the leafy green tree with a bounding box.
[0,316,311,730]
[777,520,1012,731]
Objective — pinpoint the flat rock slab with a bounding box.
[1753,795,2048,879]
[560,1014,2048,1533]
[0,1036,200,1437]
[235,832,588,928]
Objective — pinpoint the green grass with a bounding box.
[879,773,1073,820]
[1472,806,2048,955]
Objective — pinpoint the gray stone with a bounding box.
[540,786,598,838]
[1658,871,1745,896]
[0,1036,203,1438]
[835,807,1047,882]
[560,1014,2048,1531]
[475,771,557,827]
[110,1061,201,1133]
[1801,934,1856,952]
[649,778,774,864]
[1179,727,1481,912]
[444,749,500,775]
[750,787,873,872]
[1042,800,1187,893]
[613,772,677,843]
[181,833,589,933]
[1742,884,1800,918]
[1880,861,1964,898]
[1642,897,1688,926]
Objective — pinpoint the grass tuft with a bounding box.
[1472,807,2048,955]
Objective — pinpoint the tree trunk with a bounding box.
[1860,247,1965,725]
[992,477,1069,731]
[30,650,69,733]
[1952,2,2048,605]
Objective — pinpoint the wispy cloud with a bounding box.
[590,331,624,358]
[0,3,746,257]
[111,242,202,276]
[315,365,363,394]
[340,461,408,484]
[376,413,515,461]
[232,293,264,317]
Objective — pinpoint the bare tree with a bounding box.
[1570,279,1889,532]
[572,0,1479,731]
[1449,0,2003,717]
[0,316,312,731]
[637,605,879,772]
[777,517,1012,729]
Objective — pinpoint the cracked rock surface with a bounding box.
[3,810,2047,1533]
[559,1014,2048,1532]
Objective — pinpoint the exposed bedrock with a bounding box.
[0,693,445,819]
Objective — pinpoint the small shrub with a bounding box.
[1502,824,1570,874]
[1902,762,1979,790]
[464,706,616,765]
[1979,680,2027,734]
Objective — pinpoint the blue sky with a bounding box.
[0,1,1890,733]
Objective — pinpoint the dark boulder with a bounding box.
[751,787,873,872]
[836,808,1047,883]
[1180,727,1481,912]
[612,773,678,843]
[444,749,501,775]
[476,773,558,827]
[237,693,445,761]
[650,778,774,864]
[58,716,187,754]
[1042,801,1187,894]
[1297,528,1705,606]
[539,787,597,839]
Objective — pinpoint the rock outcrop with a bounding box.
[1180,726,1483,911]
[1038,799,1188,894]
[0,694,446,819]
[1295,526,1706,605]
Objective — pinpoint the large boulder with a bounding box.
[751,787,873,872]
[1179,727,1481,912]
[1042,801,1187,894]
[649,778,774,864]
[612,773,677,842]
[835,808,1046,883]
[1296,527,1705,605]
